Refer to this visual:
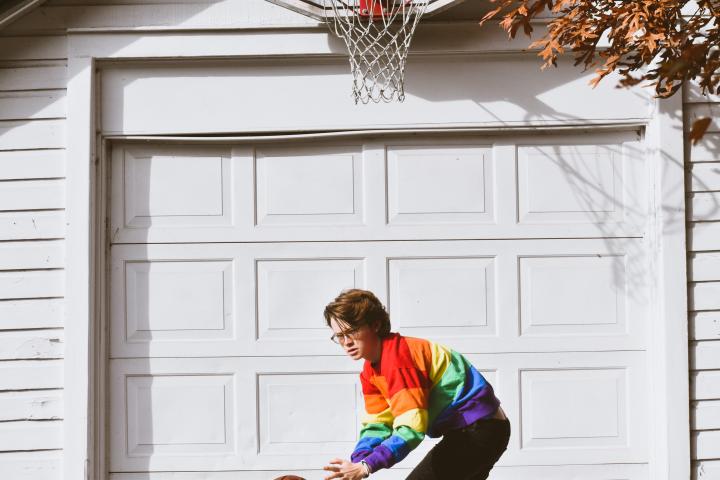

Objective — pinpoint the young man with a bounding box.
[322,288,510,480]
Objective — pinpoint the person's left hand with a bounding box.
[323,457,367,480]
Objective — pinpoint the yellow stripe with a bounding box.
[362,405,394,426]
[429,342,451,386]
[393,407,428,432]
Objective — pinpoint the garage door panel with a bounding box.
[109,464,649,480]
[386,145,494,225]
[124,373,234,456]
[110,145,241,234]
[110,356,365,471]
[110,239,648,358]
[516,142,644,227]
[110,133,645,244]
[463,351,649,466]
[257,258,365,340]
[109,352,646,472]
[519,254,629,336]
[387,256,495,333]
[122,259,234,343]
[110,252,246,356]
[256,144,365,226]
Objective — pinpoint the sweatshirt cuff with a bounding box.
[360,444,395,473]
[350,450,372,463]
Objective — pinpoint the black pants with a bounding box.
[406,417,510,480]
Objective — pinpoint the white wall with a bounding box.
[0,33,67,480]
[685,82,720,480]
[0,0,706,479]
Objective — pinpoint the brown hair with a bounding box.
[323,288,392,338]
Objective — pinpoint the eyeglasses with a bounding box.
[330,327,362,344]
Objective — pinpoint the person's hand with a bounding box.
[323,457,368,480]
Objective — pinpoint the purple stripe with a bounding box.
[427,382,501,437]
[361,444,394,473]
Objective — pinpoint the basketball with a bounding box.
[273,476,306,480]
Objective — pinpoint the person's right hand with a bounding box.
[323,457,368,480]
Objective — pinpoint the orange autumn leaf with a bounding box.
[689,117,712,146]
[479,0,720,143]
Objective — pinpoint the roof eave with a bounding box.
[0,0,46,31]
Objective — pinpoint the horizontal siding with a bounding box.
[689,192,720,222]
[0,90,66,121]
[0,179,65,211]
[688,221,720,251]
[0,450,62,480]
[0,36,66,62]
[0,270,64,300]
[692,400,720,430]
[0,329,63,360]
[0,390,63,421]
[0,28,67,474]
[0,360,63,391]
[695,431,720,460]
[690,312,720,341]
[0,421,63,451]
[690,340,720,370]
[689,252,720,281]
[685,81,720,479]
[0,240,64,270]
[0,150,65,180]
[689,282,720,311]
[695,459,720,479]
[0,62,67,91]
[0,211,65,241]
[0,119,65,150]
[688,163,720,192]
[3,0,316,34]
[0,298,64,330]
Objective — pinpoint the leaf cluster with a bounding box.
[480,0,720,142]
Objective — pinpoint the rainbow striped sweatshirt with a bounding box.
[350,332,501,473]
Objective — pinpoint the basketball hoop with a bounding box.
[268,1,466,104]
[324,1,428,104]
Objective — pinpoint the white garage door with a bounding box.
[108,131,651,479]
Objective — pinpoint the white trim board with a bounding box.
[64,33,690,480]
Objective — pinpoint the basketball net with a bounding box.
[325,0,429,104]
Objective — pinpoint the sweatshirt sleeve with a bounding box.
[359,366,430,473]
[350,370,394,463]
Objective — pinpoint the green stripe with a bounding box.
[395,425,425,448]
[427,349,466,424]
[360,422,393,438]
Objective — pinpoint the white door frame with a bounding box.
[64,29,690,480]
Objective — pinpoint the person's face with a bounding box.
[329,317,381,362]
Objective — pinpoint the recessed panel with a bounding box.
[126,374,234,455]
[256,146,363,225]
[121,146,232,228]
[256,259,364,340]
[517,144,622,224]
[388,257,494,335]
[520,255,626,335]
[258,373,359,454]
[520,368,627,449]
[387,146,493,224]
[125,260,234,342]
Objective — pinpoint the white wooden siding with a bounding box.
[685,81,720,479]
[0,16,66,480]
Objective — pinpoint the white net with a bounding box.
[324,0,429,104]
